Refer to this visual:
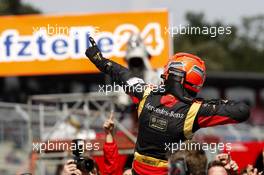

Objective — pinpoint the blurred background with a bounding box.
[0,0,264,174]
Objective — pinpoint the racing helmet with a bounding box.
[162,52,206,93]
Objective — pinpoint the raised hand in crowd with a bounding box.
[103,111,115,143]
[215,153,239,174]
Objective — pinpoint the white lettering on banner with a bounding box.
[0,23,164,62]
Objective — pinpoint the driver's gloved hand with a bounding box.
[85,37,104,62]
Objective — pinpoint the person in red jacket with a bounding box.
[103,112,132,175]
[62,111,131,175]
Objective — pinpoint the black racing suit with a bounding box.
[85,45,250,175]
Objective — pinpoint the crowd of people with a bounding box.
[60,112,263,175]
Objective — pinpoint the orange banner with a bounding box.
[0,10,169,76]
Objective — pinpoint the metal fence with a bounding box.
[0,92,264,175]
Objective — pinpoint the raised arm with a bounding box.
[193,99,250,130]
[85,37,148,103]
[85,37,131,84]
[103,112,119,175]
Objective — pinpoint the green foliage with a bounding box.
[0,0,40,15]
[173,12,264,72]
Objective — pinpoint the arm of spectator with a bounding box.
[103,111,119,175]
[104,111,115,143]
[61,159,82,175]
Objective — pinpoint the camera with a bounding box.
[72,139,95,173]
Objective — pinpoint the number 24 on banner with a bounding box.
[101,22,164,58]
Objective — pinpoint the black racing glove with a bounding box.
[85,37,104,62]
[85,37,112,72]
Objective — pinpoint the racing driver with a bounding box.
[85,37,250,175]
